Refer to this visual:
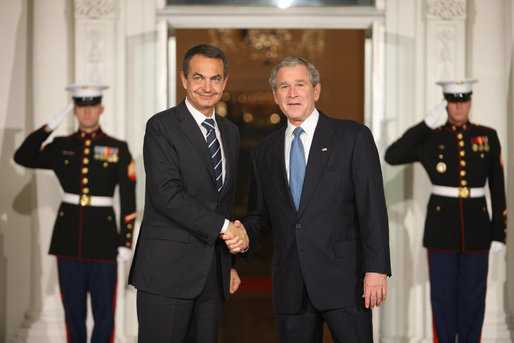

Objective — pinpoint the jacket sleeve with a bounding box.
[241,148,272,261]
[352,125,391,276]
[384,121,433,165]
[118,142,137,248]
[13,126,54,169]
[487,131,507,243]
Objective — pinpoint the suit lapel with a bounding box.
[297,113,334,216]
[265,127,296,210]
[176,102,217,185]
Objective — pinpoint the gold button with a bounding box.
[81,132,86,138]
[461,180,467,186]
[459,141,464,147]
[127,224,133,229]
[125,242,131,247]
[103,162,108,167]
[84,148,90,155]
[438,154,444,159]
[460,160,466,167]
[126,233,132,238]
[82,167,88,174]
[85,140,91,146]
[460,151,465,157]
[59,211,64,216]
[107,216,112,221]
[481,153,485,158]
[452,125,457,131]
[457,133,463,139]
[92,132,97,138]
[83,177,88,185]
[436,206,441,211]
[460,170,466,176]
[483,207,487,212]
[83,187,89,194]
[83,157,89,164]
[64,160,69,165]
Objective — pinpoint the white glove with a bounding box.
[46,102,74,131]
[117,246,132,262]
[490,241,505,253]
[424,99,448,129]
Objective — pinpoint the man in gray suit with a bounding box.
[230,57,390,342]
[129,44,248,343]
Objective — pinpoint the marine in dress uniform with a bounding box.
[385,79,507,343]
[14,84,137,343]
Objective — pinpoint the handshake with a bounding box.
[221,220,249,254]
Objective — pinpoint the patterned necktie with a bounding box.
[202,118,223,192]
[290,127,306,210]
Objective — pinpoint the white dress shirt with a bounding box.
[284,109,319,184]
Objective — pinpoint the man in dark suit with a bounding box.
[230,57,391,342]
[385,79,507,342]
[129,44,248,342]
[14,83,137,343]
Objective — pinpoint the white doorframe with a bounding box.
[155,4,387,339]
[156,4,386,142]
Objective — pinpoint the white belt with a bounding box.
[62,193,114,207]
[431,185,486,199]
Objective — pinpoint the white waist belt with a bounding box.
[62,193,114,207]
[431,185,486,198]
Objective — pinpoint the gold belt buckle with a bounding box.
[459,187,470,198]
[80,194,91,206]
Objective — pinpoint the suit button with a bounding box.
[296,224,302,229]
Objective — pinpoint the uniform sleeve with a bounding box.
[487,131,507,243]
[384,121,433,166]
[13,126,54,169]
[118,142,137,248]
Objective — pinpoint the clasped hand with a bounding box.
[220,220,249,254]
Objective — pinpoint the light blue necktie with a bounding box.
[290,127,306,210]
[202,118,223,192]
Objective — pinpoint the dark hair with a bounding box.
[182,44,228,78]
[269,57,320,90]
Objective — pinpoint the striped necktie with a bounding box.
[202,118,223,192]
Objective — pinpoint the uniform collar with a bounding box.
[445,120,470,132]
[77,127,103,139]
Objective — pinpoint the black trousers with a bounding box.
[275,287,373,343]
[136,247,225,343]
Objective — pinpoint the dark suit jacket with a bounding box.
[129,100,239,300]
[243,112,391,314]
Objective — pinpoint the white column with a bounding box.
[467,0,511,341]
[73,0,119,136]
[13,0,72,341]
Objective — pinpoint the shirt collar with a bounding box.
[185,97,217,128]
[285,109,319,138]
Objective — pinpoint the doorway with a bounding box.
[173,28,365,342]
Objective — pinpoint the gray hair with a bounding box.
[269,57,320,90]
